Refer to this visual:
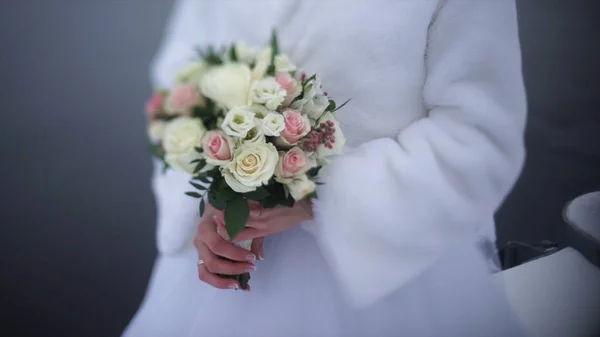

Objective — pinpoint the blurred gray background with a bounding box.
[0,1,598,336]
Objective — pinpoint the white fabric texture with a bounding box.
[125,0,528,336]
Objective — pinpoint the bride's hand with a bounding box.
[194,204,257,290]
[214,200,313,258]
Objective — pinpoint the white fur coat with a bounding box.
[149,0,526,307]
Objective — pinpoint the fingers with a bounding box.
[233,227,265,242]
[197,264,240,290]
[199,226,256,263]
[216,215,266,242]
[195,240,255,275]
[250,237,265,261]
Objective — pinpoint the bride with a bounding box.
[124,1,528,336]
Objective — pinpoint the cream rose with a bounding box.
[202,130,233,166]
[274,54,296,73]
[261,112,286,137]
[286,174,316,201]
[175,61,208,84]
[249,78,287,110]
[275,147,313,180]
[316,112,346,157]
[147,121,167,141]
[163,116,207,174]
[277,109,311,147]
[221,107,256,138]
[165,83,203,115]
[200,63,251,109]
[222,142,279,193]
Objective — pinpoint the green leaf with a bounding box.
[224,197,249,240]
[304,83,313,93]
[326,99,336,112]
[194,159,207,173]
[229,43,238,62]
[208,192,227,210]
[199,199,206,217]
[190,158,203,164]
[149,143,165,160]
[270,30,280,57]
[197,176,211,184]
[189,181,207,191]
[218,183,238,201]
[279,195,295,208]
[243,187,271,201]
[306,166,322,178]
[162,162,170,174]
[334,98,352,112]
[185,191,202,198]
[194,147,203,154]
[260,197,278,209]
[304,74,317,85]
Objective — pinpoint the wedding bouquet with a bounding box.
[145,32,348,288]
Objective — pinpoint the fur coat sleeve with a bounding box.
[310,0,527,307]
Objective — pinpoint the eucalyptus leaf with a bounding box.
[334,98,352,112]
[224,197,249,240]
[199,199,206,217]
[185,191,202,198]
[189,181,207,191]
[194,159,207,173]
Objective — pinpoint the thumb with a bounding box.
[250,237,265,261]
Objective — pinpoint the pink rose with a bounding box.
[279,109,311,146]
[165,83,202,115]
[275,72,301,106]
[202,130,233,165]
[145,93,164,118]
[277,147,310,178]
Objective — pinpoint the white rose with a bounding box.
[274,54,296,73]
[175,61,208,84]
[291,77,329,121]
[286,174,316,201]
[316,112,346,158]
[163,116,207,174]
[249,77,286,110]
[147,121,167,141]
[242,124,266,144]
[222,142,279,193]
[252,47,272,80]
[200,63,251,109]
[247,104,270,119]
[221,107,256,138]
[261,113,285,137]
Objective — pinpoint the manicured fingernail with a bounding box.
[258,253,264,261]
[245,265,256,272]
[245,254,256,261]
[229,284,239,290]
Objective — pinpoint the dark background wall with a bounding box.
[0,1,598,337]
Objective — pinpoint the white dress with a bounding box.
[124,1,529,336]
